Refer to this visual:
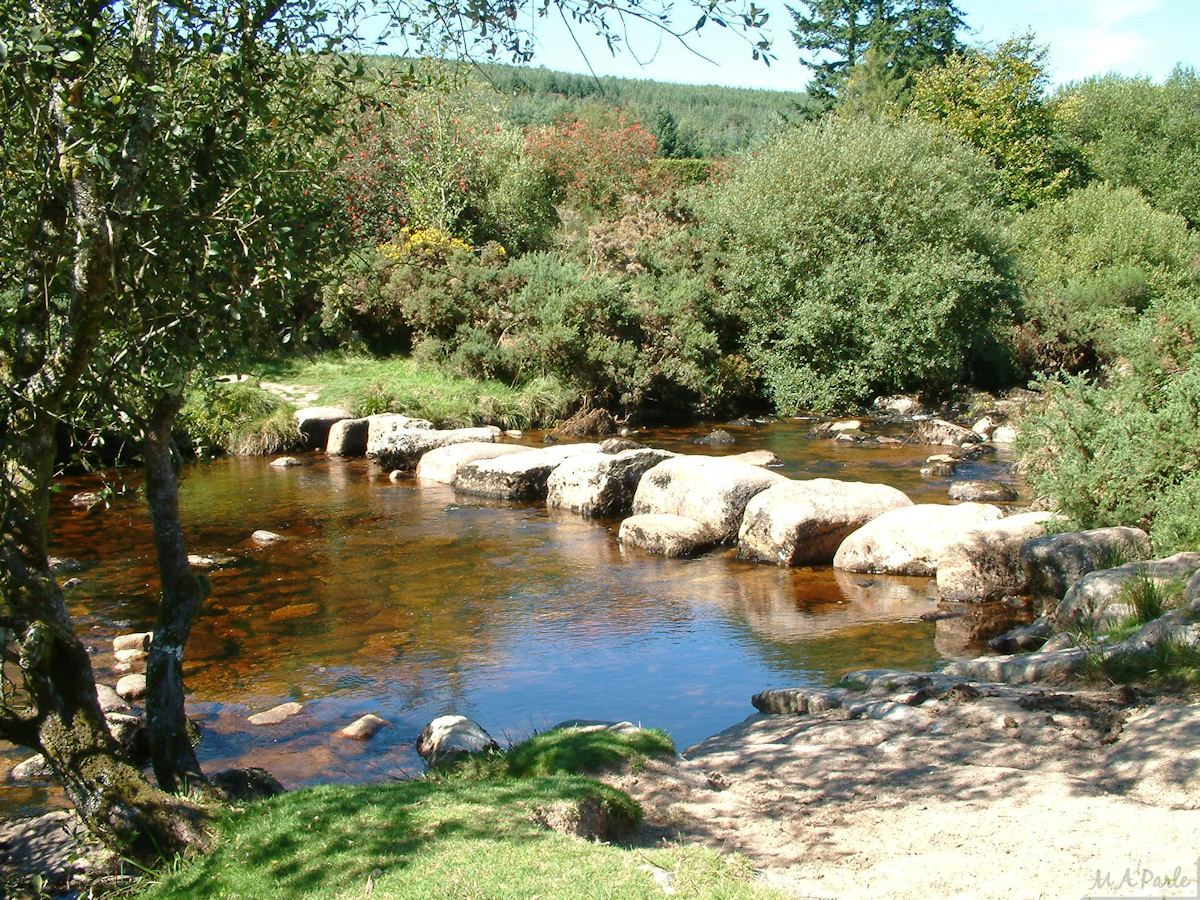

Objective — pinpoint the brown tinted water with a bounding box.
[1,419,1027,816]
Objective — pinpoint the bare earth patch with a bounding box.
[604,674,1200,899]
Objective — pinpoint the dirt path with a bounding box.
[606,671,1200,899]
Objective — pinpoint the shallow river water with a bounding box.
[2,419,1029,816]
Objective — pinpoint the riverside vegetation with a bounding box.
[3,0,1200,891]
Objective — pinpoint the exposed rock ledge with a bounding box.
[603,670,1200,900]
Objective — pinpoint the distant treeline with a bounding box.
[372,56,818,157]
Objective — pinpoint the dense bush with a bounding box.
[1058,68,1200,227]
[1012,182,1200,375]
[704,117,1017,413]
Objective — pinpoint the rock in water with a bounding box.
[631,456,788,544]
[833,503,1004,577]
[414,442,528,485]
[618,514,715,558]
[294,407,351,450]
[913,419,983,447]
[341,714,390,741]
[453,444,601,501]
[248,702,305,726]
[369,427,496,472]
[416,715,500,768]
[936,512,1057,601]
[738,479,913,567]
[326,417,370,457]
[546,449,675,518]
[948,480,1018,502]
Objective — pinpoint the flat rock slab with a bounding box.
[631,456,789,544]
[833,502,1004,577]
[1020,526,1153,601]
[937,511,1057,601]
[369,427,496,472]
[294,406,351,450]
[1054,552,1200,631]
[738,478,913,567]
[618,514,715,558]
[415,442,528,485]
[326,417,370,457]
[546,448,675,518]
[454,443,601,501]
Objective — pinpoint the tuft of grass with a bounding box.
[251,352,576,429]
[134,769,784,900]
[179,381,301,457]
[504,727,675,778]
[1080,639,1200,688]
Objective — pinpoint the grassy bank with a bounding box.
[180,352,579,456]
[136,729,783,900]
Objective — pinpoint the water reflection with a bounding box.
[2,420,1023,814]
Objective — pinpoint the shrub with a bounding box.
[1012,182,1200,375]
[704,116,1017,413]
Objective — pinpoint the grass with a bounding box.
[1080,639,1200,688]
[503,727,675,778]
[179,381,301,457]
[251,352,576,429]
[134,729,783,900]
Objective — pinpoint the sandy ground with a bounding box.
[605,672,1200,900]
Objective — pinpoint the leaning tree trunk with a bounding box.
[0,410,212,862]
[142,403,218,798]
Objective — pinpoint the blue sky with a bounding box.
[430,0,1199,91]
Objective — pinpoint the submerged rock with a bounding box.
[248,702,305,726]
[1020,527,1153,601]
[618,513,715,559]
[546,448,675,518]
[269,456,303,468]
[369,427,496,472]
[417,715,500,768]
[341,714,390,741]
[833,502,1004,577]
[631,456,788,544]
[454,444,602,501]
[738,479,913,567]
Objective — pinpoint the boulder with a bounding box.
[414,442,528,485]
[113,632,152,653]
[991,425,1018,444]
[546,449,675,518]
[920,454,958,477]
[341,713,390,741]
[269,456,302,468]
[737,479,913,567]
[1020,527,1153,600]
[599,437,645,453]
[369,426,496,472]
[947,480,1018,502]
[618,514,715,558]
[11,755,53,781]
[971,416,998,438]
[553,408,617,438]
[833,502,1004,577]
[936,511,1057,601]
[874,395,926,417]
[453,443,601,501]
[105,712,149,762]
[364,413,435,456]
[251,529,286,545]
[294,406,351,450]
[631,456,788,544]
[115,673,146,701]
[1054,552,1200,631]
[697,428,736,446]
[416,715,500,768]
[988,616,1055,654]
[912,419,982,447]
[725,450,782,467]
[326,417,370,457]
[96,683,130,713]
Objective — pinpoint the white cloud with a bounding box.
[1054,28,1156,81]
[1083,0,1163,29]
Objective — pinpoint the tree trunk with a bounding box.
[0,410,212,861]
[142,403,217,798]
